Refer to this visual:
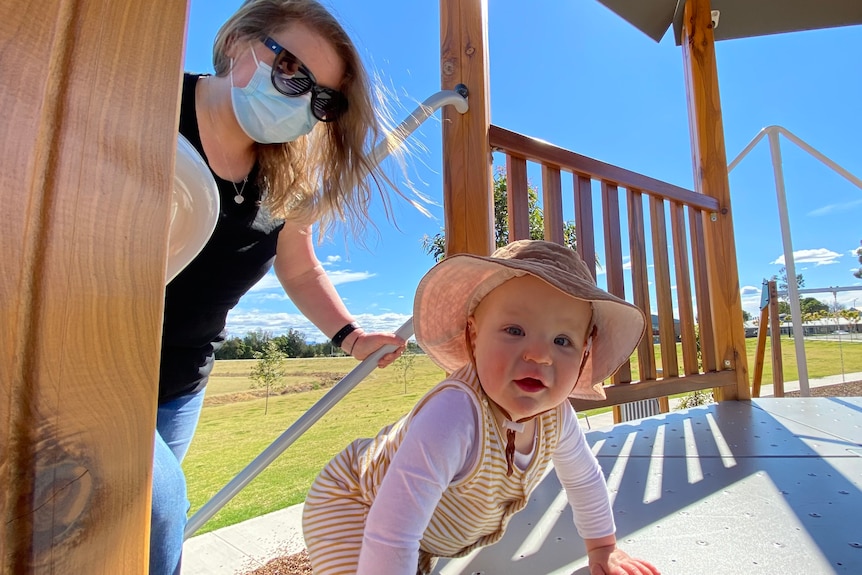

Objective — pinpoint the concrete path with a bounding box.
[181,371,862,575]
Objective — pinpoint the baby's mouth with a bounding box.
[514,377,545,392]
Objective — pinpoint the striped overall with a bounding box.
[302,364,564,574]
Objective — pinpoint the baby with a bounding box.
[303,240,659,575]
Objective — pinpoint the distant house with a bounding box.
[747,317,860,337]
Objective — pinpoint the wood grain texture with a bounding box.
[505,154,529,241]
[627,190,656,380]
[1,0,187,572]
[572,370,736,411]
[670,203,699,375]
[689,208,717,372]
[768,280,784,397]
[574,174,596,280]
[601,182,632,385]
[540,166,564,245]
[681,0,750,401]
[649,197,679,378]
[752,306,770,397]
[441,0,493,256]
[489,125,718,212]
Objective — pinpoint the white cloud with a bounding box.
[740,287,762,318]
[246,268,375,294]
[246,272,283,292]
[324,255,342,265]
[225,309,412,342]
[807,199,862,217]
[328,270,376,285]
[770,248,841,267]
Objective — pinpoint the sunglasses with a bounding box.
[261,36,347,123]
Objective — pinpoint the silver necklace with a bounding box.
[204,78,252,205]
[231,177,249,204]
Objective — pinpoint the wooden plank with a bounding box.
[752,305,770,398]
[601,182,631,385]
[574,174,596,279]
[489,125,718,212]
[649,196,679,378]
[541,165,564,245]
[1,0,187,572]
[573,370,737,411]
[505,154,530,241]
[670,202,699,375]
[441,0,493,256]
[627,189,656,380]
[768,280,785,397]
[689,207,717,372]
[681,0,750,401]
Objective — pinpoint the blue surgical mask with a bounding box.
[230,50,317,144]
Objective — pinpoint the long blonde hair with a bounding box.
[213,0,398,240]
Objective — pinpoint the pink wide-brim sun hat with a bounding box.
[413,240,647,400]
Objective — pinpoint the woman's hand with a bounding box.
[344,330,406,368]
[587,544,660,575]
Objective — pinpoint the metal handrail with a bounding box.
[185,319,414,538]
[727,125,862,396]
[185,88,469,539]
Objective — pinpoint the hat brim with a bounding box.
[414,252,646,400]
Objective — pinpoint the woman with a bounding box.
[152,1,407,573]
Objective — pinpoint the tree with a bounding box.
[249,341,287,414]
[800,297,829,315]
[243,329,273,356]
[742,310,752,322]
[272,329,313,358]
[853,240,862,280]
[392,352,416,394]
[421,168,577,261]
[772,266,804,303]
[214,337,251,360]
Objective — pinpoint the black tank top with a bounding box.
[158,73,285,403]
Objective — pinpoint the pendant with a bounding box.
[234,194,244,204]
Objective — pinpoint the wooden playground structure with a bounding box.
[3,0,861,573]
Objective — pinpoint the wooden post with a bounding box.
[440,0,493,256]
[767,281,785,397]
[680,0,750,401]
[752,306,770,398]
[1,0,187,572]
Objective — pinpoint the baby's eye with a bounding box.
[504,326,524,336]
[554,335,572,347]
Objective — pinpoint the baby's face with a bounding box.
[467,275,591,421]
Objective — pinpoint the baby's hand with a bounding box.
[587,544,660,575]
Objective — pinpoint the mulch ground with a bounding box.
[243,551,312,575]
[238,380,862,575]
[783,379,862,397]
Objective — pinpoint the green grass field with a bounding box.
[184,337,862,535]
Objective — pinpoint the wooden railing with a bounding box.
[489,125,737,410]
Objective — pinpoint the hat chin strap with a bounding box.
[485,398,537,477]
[469,324,599,477]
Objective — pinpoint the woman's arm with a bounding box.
[273,221,404,367]
[357,387,479,575]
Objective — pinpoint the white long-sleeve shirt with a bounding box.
[357,389,614,573]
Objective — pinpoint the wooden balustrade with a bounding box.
[488,125,739,409]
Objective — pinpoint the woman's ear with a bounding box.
[223,33,243,62]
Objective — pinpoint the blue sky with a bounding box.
[185,1,862,342]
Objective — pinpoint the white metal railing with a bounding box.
[184,88,469,539]
[728,125,862,396]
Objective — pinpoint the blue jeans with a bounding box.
[150,388,206,575]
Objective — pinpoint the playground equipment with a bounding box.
[5,0,862,573]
